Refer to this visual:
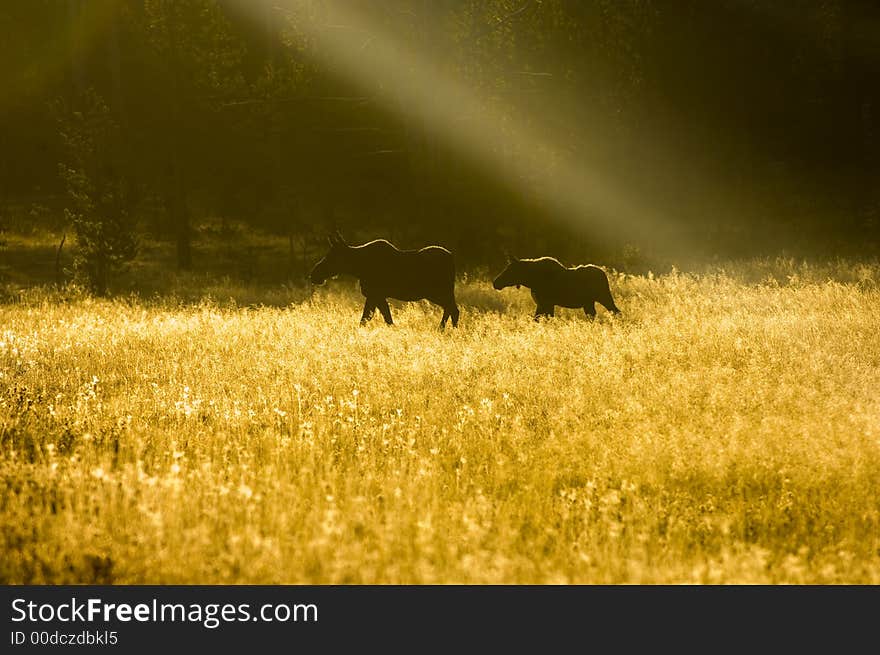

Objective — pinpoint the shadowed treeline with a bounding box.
[2,1,879,295]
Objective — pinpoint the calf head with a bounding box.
[310,232,350,285]
[493,258,524,290]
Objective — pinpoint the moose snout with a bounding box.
[309,262,328,285]
[493,279,504,290]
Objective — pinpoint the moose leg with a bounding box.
[376,299,394,325]
[360,299,377,325]
[450,304,460,328]
[598,278,621,315]
[534,305,554,321]
[438,299,460,329]
[584,303,596,320]
[600,297,621,315]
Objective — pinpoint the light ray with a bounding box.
[2,2,117,113]
[240,0,694,255]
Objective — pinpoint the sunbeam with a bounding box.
[2,1,117,113]
[246,0,693,255]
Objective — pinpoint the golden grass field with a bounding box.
[2,260,879,584]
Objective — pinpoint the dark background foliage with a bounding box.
[2,1,878,288]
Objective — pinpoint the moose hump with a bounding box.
[493,256,620,321]
[310,233,460,329]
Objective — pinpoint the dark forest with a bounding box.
[2,1,879,291]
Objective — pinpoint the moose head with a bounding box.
[309,231,351,285]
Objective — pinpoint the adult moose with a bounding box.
[493,256,620,321]
[310,232,460,328]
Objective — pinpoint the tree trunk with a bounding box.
[68,0,86,96]
[288,230,296,280]
[166,13,192,271]
[301,237,309,281]
[108,1,125,122]
[55,232,67,284]
[94,256,108,297]
[173,170,191,270]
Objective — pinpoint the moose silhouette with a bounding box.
[493,256,620,321]
[310,232,460,328]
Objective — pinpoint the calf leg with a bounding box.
[598,279,621,315]
[534,305,554,321]
[376,299,394,325]
[601,298,621,315]
[360,299,376,325]
[439,301,460,329]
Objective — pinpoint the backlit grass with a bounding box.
[2,261,879,583]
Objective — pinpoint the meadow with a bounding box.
[1,259,879,584]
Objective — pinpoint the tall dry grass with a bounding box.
[2,261,879,583]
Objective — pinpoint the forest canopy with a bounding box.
[2,0,879,275]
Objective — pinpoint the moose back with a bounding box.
[310,234,460,328]
[493,256,620,320]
